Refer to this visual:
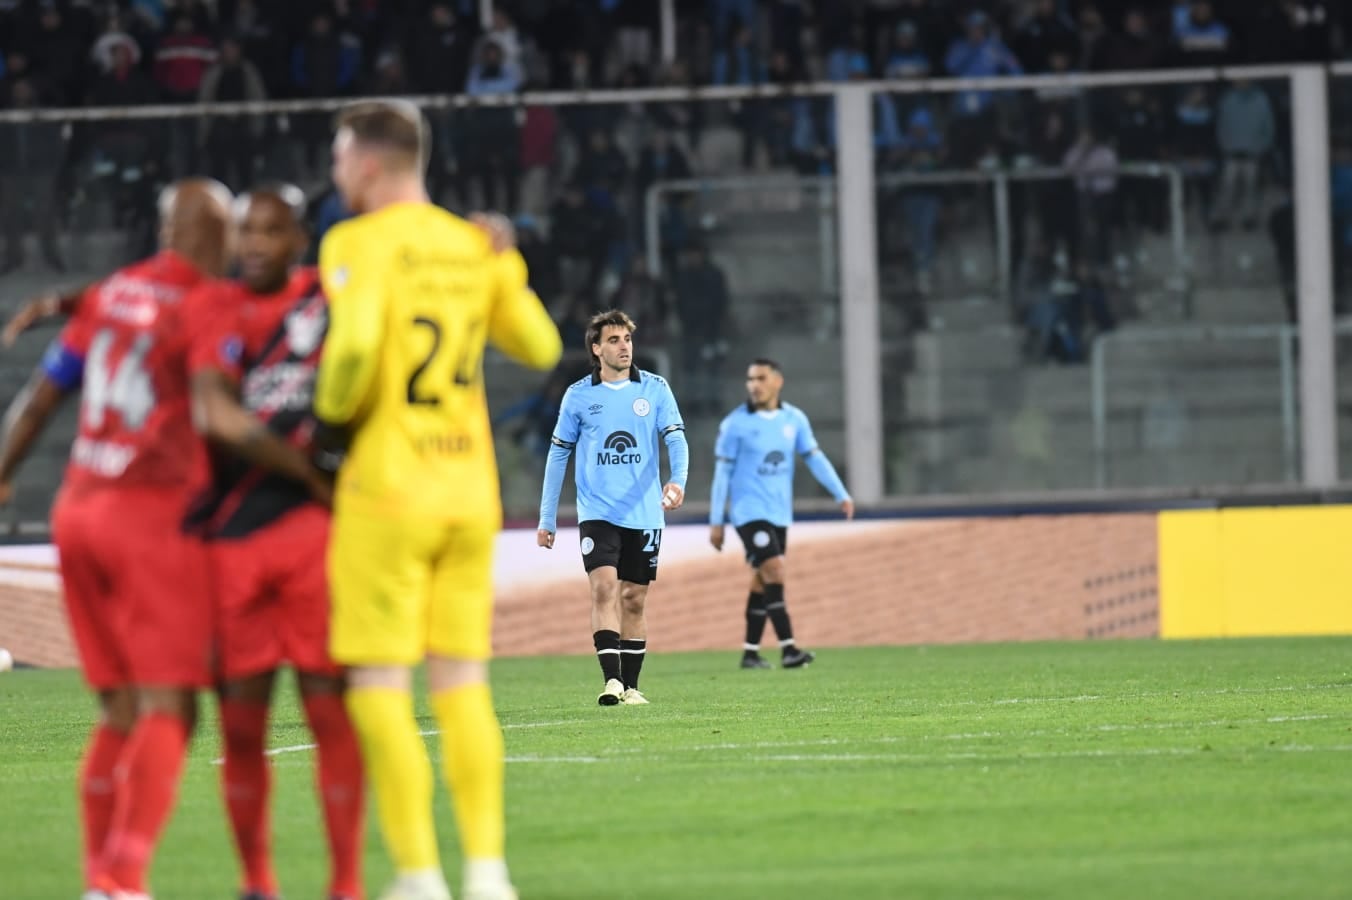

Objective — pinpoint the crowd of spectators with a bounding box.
[0,0,1344,373]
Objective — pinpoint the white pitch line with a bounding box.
[211,721,580,765]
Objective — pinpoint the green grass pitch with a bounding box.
[2,639,1350,899]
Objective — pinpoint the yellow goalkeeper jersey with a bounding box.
[315,202,562,523]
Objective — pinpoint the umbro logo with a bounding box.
[589,403,604,415]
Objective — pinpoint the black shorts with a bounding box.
[735,520,788,567]
[578,520,662,585]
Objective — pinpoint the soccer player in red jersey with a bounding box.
[184,185,364,900]
[0,179,235,900]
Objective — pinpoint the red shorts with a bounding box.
[53,484,212,691]
[211,504,336,681]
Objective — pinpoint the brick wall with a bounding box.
[0,514,1159,668]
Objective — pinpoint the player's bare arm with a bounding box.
[2,285,91,347]
[190,370,333,505]
[0,368,67,504]
[710,524,725,551]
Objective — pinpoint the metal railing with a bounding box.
[647,162,1187,305]
[1087,323,1342,488]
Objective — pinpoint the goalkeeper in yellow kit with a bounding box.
[314,100,563,900]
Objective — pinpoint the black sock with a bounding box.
[620,639,646,689]
[744,591,767,653]
[764,583,795,649]
[593,630,621,683]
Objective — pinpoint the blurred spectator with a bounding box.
[291,13,361,98]
[575,128,629,199]
[86,32,161,241]
[365,48,410,95]
[35,4,88,105]
[197,35,267,192]
[1114,87,1168,234]
[769,0,807,62]
[944,11,1022,165]
[613,0,659,70]
[1171,0,1231,67]
[1091,6,1165,72]
[519,100,560,218]
[713,21,761,85]
[789,97,833,175]
[711,0,759,46]
[826,25,871,83]
[1075,4,1110,71]
[1172,84,1218,220]
[310,186,353,251]
[1063,123,1120,269]
[222,0,289,95]
[480,6,524,71]
[1211,79,1276,231]
[516,215,562,309]
[466,38,523,95]
[407,3,474,95]
[895,107,944,294]
[1013,0,1079,74]
[551,183,614,293]
[885,21,932,79]
[1032,103,1080,262]
[557,292,592,349]
[0,51,53,105]
[461,40,522,211]
[674,243,730,414]
[636,129,693,208]
[154,13,216,103]
[608,255,670,348]
[0,76,67,273]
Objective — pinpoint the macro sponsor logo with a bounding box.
[758,449,787,476]
[596,431,641,466]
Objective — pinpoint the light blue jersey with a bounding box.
[710,402,849,527]
[539,368,689,532]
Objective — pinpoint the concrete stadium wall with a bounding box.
[0,514,1159,669]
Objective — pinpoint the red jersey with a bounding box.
[184,267,328,538]
[43,251,217,495]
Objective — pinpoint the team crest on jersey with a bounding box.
[782,425,796,441]
[219,335,243,366]
[632,398,651,417]
[285,301,326,356]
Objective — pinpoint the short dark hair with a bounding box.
[236,182,308,225]
[586,309,636,368]
[750,358,782,373]
[335,100,429,170]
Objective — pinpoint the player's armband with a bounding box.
[41,340,84,391]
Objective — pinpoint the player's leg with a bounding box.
[53,494,137,890]
[296,671,364,900]
[82,494,212,895]
[329,511,448,899]
[213,539,286,900]
[218,670,279,900]
[426,521,516,900]
[581,522,625,704]
[759,528,814,667]
[99,684,200,895]
[81,688,136,889]
[734,522,775,669]
[742,568,772,668]
[283,507,364,900]
[616,527,660,703]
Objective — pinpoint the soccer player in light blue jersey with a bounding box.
[709,358,853,669]
[538,310,690,706]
